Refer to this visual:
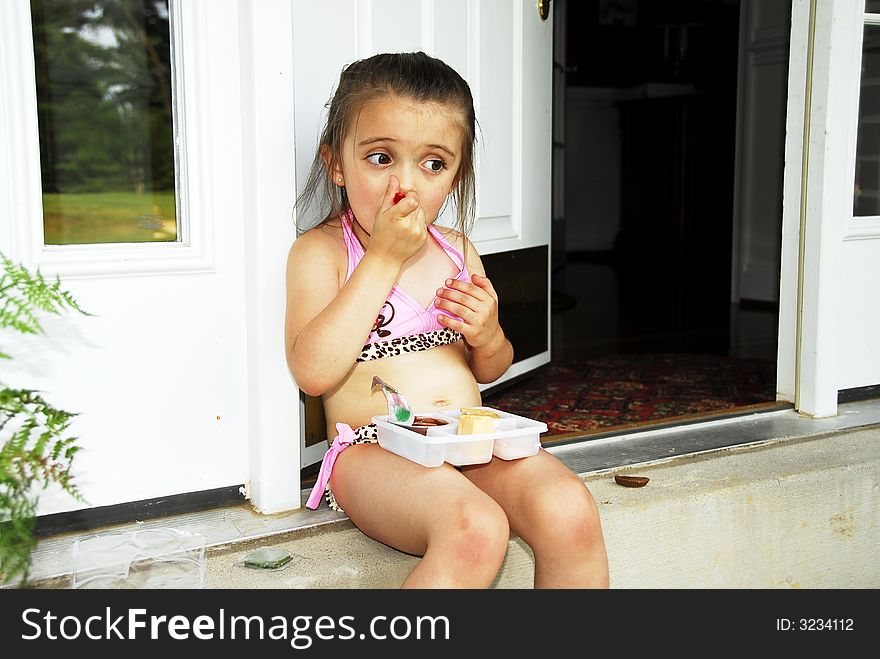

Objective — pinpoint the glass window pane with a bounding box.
[30,0,177,245]
[868,1,880,14]
[855,25,880,217]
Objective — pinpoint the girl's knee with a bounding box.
[527,480,604,550]
[442,497,510,567]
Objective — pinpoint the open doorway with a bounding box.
[484,0,792,438]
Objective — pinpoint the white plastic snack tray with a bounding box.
[372,406,547,468]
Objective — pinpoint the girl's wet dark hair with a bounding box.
[294,51,477,239]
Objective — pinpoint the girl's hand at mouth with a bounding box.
[368,175,428,266]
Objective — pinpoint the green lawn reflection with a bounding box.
[42,191,176,245]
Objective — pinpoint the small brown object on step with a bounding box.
[614,474,650,488]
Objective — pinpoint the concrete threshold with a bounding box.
[19,398,880,589]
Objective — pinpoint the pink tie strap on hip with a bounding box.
[306,423,357,510]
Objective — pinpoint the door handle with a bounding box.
[537,0,551,22]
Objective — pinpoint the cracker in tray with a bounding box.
[459,407,502,418]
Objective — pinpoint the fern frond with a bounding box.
[0,253,89,586]
[0,490,38,585]
[0,252,92,339]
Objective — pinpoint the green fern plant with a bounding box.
[0,252,89,586]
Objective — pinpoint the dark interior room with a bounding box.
[484,0,788,439]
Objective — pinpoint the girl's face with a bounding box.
[332,95,464,232]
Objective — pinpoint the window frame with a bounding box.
[0,0,218,277]
[848,7,880,240]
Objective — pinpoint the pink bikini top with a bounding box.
[341,211,470,351]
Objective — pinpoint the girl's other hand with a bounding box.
[434,273,506,351]
[367,175,428,266]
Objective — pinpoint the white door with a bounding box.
[0,0,299,515]
[289,0,555,466]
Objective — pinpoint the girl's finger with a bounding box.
[434,297,477,324]
[436,286,481,314]
[382,175,401,210]
[442,277,488,303]
[471,273,498,300]
[380,178,417,217]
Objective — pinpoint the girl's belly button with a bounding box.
[434,399,450,407]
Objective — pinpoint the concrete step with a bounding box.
[21,403,880,590]
[203,425,880,588]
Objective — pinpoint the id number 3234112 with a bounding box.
[776,618,854,631]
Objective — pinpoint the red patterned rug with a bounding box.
[482,353,776,437]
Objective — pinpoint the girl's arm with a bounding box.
[286,183,428,395]
[435,234,514,384]
[284,228,399,396]
[465,303,514,384]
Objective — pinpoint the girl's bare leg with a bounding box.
[462,449,609,588]
[330,443,511,588]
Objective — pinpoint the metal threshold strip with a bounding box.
[541,401,792,449]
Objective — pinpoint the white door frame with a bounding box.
[238,0,301,513]
[778,0,866,417]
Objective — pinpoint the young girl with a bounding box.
[285,51,609,588]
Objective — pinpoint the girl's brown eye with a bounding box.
[425,159,444,172]
[366,153,391,165]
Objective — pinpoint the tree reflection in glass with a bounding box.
[31,0,177,245]
[854,24,880,218]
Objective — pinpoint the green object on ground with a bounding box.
[243,547,293,570]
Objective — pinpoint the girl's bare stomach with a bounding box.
[321,341,482,438]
